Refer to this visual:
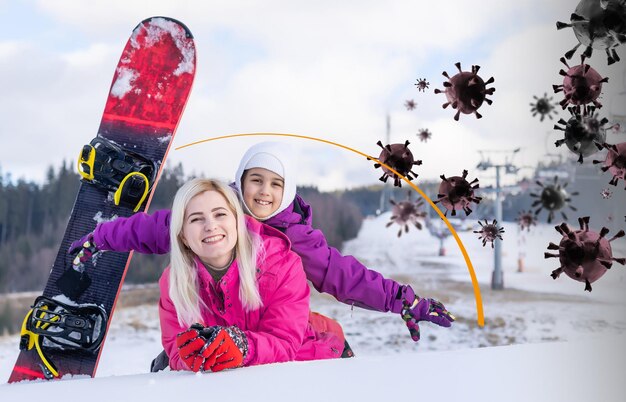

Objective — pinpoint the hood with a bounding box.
[234,141,297,221]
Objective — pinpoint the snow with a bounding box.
[157,134,172,144]
[1,337,623,402]
[93,211,119,224]
[148,17,196,76]
[130,17,195,77]
[110,67,138,99]
[0,212,624,400]
[118,25,202,97]
[50,294,79,307]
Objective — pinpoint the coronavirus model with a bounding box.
[404,99,417,110]
[545,216,625,291]
[554,106,608,163]
[473,219,505,248]
[416,128,432,143]
[434,62,495,120]
[594,142,626,188]
[556,0,626,65]
[370,140,422,187]
[553,56,608,111]
[530,176,579,223]
[601,188,613,199]
[530,93,558,121]
[386,192,427,237]
[414,78,430,92]
[433,169,482,216]
[517,210,538,231]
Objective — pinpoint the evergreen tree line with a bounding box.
[0,161,366,295]
[5,160,614,334]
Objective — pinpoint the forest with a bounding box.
[0,161,367,294]
[0,158,554,335]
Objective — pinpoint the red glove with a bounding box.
[206,326,248,372]
[176,325,214,372]
[176,324,248,372]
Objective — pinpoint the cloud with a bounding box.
[3,0,624,190]
[0,39,122,182]
[35,0,522,52]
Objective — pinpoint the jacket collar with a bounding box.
[193,214,293,287]
[264,194,311,228]
[194,254,238,287]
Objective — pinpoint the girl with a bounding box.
[71,142,454,348]
[158,178,343,372]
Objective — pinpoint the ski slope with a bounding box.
[1,335,624,402]
[1,212,625,400]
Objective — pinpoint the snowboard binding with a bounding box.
[20,296,108,379]
[78,137,157,212]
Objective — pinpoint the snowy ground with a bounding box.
[0,212,625,398]
[2,335,625,402]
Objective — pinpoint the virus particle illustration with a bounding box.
[404,99,417,110]
[386,192,427,237]
[414,78,430,92]
[601,188,613,199]
[369,140,422,188]
[545,216,625,292]
[473,219,505,248]
[416,128,432,143]
[433,169,482,216]
[553,56,608,111]
[554,106,608,163]
[530,176,579,223]
[593,142,626,188]
[434,62,495,121]
[556,0,626,65]
[530,93,558,121]
[517,210,538,232]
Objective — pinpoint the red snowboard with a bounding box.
[9,16,196,383]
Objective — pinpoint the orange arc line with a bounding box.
[175,132,484,327]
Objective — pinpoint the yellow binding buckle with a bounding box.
[77,144,96,181]
[20,307,60,379]
[114,171,150,212]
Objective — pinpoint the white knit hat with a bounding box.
[234,142,296,221]
[244,152,284,178]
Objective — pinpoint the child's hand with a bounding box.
[400,297,455,342]
[68,232,99,271]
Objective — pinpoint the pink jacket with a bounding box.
[159,216,343,370]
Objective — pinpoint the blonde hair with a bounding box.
[168,178,263,327]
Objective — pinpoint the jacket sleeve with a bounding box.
[92,209,172,254]
[243,251,310,366]
[287,223,405,313]
[158,268,188,371]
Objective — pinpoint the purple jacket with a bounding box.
[92,194,407,314]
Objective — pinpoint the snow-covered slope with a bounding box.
[1,212,624,400]
[2,335,624,402]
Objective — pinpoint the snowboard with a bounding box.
[8,16,196,383]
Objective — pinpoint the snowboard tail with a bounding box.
[8,16,196,383]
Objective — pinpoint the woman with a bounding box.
[158,178,343,372]
[71,142,454,347]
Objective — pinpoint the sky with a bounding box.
[1,0,626,191]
